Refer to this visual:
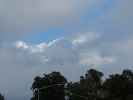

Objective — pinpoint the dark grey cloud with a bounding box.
[0,0,132,41]
[0,0,103,41]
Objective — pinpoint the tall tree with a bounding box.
[0,94,4,100]
[103,69,133,100]
[30,69,133,100]
[31,71,67,100]
[68,69,103,100]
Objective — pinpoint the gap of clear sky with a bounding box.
[24,0,115,43]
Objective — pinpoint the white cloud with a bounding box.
[72,32,100,46]
[16,41,29,50]
[79,52,115,67]
[1,31,133,100]
[47,38,64,47]
[15,38,63,53]
[14,32,115,69]
[0,0,133,99]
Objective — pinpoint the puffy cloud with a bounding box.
[15,38,63,53]
[0,0,133,99]
[1,31,133,100]
[72,32,100,46]
[14,32,115,69]
[79,52,115,67]
[16,41,29,49]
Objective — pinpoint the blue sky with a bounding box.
[23,0,115,43]
[0,0,133,100]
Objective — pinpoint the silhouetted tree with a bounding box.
[31,68,133,100]
[68,69,103,100]
[31,71,67,100]
[103,69,133,100]
[0,94,4,100]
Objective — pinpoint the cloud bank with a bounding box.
[0,0,104,41]
[0,32,116,100]
[0,0,133,100]
[0,31,133,100]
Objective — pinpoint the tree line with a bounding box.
[31,69,133,100]
[0,68,133,100]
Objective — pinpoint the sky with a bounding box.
[0,0,133,100]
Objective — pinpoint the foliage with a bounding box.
[31,69,133,100]
[0,94,4,100]
[31,71,67,100]
[103,69,133,100]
